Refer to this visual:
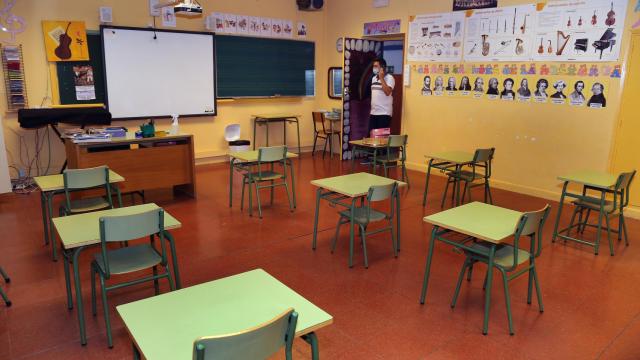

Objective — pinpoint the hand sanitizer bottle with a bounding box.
[170,114,179,135]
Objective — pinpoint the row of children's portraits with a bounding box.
[420,75,607,108]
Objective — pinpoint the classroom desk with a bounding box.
[324,113,341,159]
[551,170,618,255]
[65,133,197,198]
[53,203,182,346]
[311,172,405,267]
[252,114,301,154]
[348,137,388,172]
[228,150,298,209]
[422,151,475,207]
[420,202,522,335]
[117,269,333,360]
[33,170,124,261]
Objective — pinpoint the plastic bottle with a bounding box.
[170,114,179,135]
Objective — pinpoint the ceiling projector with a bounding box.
[174,1,202,17]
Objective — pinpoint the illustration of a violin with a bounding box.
[54,22,72,60]
[538,38,544,54]
[591,10,597,26]
[605,2,616,26]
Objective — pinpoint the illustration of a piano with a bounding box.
[592,28,616,59]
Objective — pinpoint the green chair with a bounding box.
[54,166,121,261]
[332,182,398,268]
[193,308,298,360]
[241,146,294,218]
[90,208,175,348]
[0,266,10,307]
[442,148,495,208]
[451,205,550,335]
[373,134,409,187]
[566,170,636,256]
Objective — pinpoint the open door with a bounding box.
[340,38,384,160]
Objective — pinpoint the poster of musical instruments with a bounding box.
[407,11,466,62]
[531,0,627,62]
[42,21,89,62]
[463,4,538,62]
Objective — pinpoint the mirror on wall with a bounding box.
[328,67,342,99]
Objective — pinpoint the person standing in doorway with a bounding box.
[369,58,395,135]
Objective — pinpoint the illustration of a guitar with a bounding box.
[54,22,72,60]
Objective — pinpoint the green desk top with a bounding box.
[557,170,618,189]
[311,172,406,198]
[53,203,181,249]
[423,202,522,244]
[117,269,333,360]
[349,138,388,148]
[229,150,298,162]
[426,151,474,164]
[252,113,301,120]
[33,170,125,192]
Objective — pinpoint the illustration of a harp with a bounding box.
[556,31,571,56]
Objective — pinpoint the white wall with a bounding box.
[0,116,11,193]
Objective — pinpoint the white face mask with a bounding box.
[372,67,380,75]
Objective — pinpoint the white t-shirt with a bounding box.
[370,74,395,116]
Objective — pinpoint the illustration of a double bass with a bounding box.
[54,22,72,60]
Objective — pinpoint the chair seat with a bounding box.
[375,157,401,164]
[338,207,387,224]
[93,244,162,275]
[243,171,284,181]
[449,170,485,182]
[469,243,531,268]
[572,196,616,213]
[67,197,111,213]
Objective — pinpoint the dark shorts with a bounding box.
[368,114,392,134]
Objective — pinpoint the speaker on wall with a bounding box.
[297,0,323,11]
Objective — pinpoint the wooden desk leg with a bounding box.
[302,332,319,360]
[420,226,438,304]
[482,245,496,335]
[422,160,434,207]
[40,191,50,245]
[551,181,568,243]
[312,188,322,250]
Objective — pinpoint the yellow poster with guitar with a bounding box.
[42,21,89,62]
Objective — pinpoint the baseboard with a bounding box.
[406,160,640,220]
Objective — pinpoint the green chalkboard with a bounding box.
[215,35,315,98]
[56,33,105,105]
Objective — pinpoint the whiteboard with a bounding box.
[101,26,216,119]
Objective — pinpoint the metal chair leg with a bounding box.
[332,217,346,253]
[441,177,451,208]
[360,225,369,268]
[501,269,514,335]
[254,182,263,219]
[532,266,544,312]
[99,276,113,348]
[605,214,614,256]
[153,266,160,295]
[451,259,470,308]
[467,263,474,281]
[567,206,580,237]
[91,264,97,316]
[312,133,318,156]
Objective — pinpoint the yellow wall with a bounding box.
[0,0,328,175]
[323,0,639,212]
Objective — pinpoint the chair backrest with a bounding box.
[312,112,326,133]
[193,308,298,360]
[63,166,112,210]
[258,146,287,163]
[98,208,166,277]
[63,166,109,190]
[364,182,398,223]
[470,147,495,178]
[614,170,636,209]
[386,135,407,161]
[507,205,551,269]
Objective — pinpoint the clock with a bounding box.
[336,37,343,52]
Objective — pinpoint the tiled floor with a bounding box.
[0,154,639,359]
